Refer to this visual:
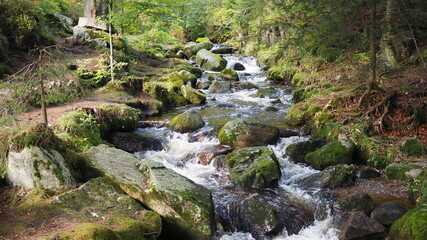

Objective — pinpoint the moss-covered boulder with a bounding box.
[86,145,214,240]
[196,37,210,43]
[225,146,281,188]
[371,202,407,226]
[285,102,321,126]
[159,70,198,88]
[305,139,356,170]
[181,85,206,105]
[338,193,375,215]
[238,82,257,90]
[389,205,427,240]
[218,120,280,148]
[98,105,141,133]
[285,139,325,163]
[169,110,206,133]
[267,65,297,83]
[195,49,227,72]
[385,163,422,180]
[218,68,239,81]
[299,164,356,189]
[143,81,187,108]
[183,41,214,58]
[401,138,426,156]
[51,177,162,240]
[209,81,231,93]
[252,88,279,98]
[6,147,76,193]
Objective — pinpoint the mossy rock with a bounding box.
[195,49,227,72]
[401,138,426,156]
[218,120,280,148]
[299,164,356,189]
[98,105,141,133]
[209,81,231,93]
[285,102,321,126]
[338,193,375,215]
[159,70,198,88]
[181,85,206,105]
[389,205,427,240]
[196,38,210,43]
[218,68,239,81]
[267,65,297,83]
[239,82,258,90]
[226,146,281,188]
[169,110,205,133]
[252,88,279,98]
[385,163,422,180]
[183,41,214,58]
[143,81,188,108]
[305,140,356,170]
[314,122,342,141]
[286,139,325,163]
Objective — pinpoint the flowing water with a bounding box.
[135,53,340,239]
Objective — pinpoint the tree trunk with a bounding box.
[369,2,378,89]
[108,2,114,82]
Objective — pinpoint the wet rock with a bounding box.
[389,205,427,240]
[183,41,214,58]
[286,139,325,164]
[198,146,232,165]
[212,155,227,169]
[51,177,162,239]
[181,85,206,105]
[238,82,257,90]
[371,202,407,226]
[401,138,426,156]
[196,49,228,72]
[211,46,233,54]
[209,81,232,93]
[299,164,356,189]
[218,120,280,148]
[197,81,211,90]
[233,62,246,71]
[338,193,375,215]
[339,211,385,240]
[225,146,281,188]
[218,68,239,81]
[138,98,164,117]
[385,162,422,180]
[6,147,76,193]
[279,129,301,138]
[160,70,198,88]
[86,145,215,240]
[108,132,162,153]
[305,139,356,170]
[169,110,205,133]
[252,88,279,98]
[357,167,381,179]
[264,106,279,112]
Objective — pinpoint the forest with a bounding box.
[0,0,426,239]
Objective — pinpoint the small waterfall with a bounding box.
[135,52,340,239]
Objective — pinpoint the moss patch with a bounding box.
[285,102,321,126]
[389,206,427,240]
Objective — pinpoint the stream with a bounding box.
[135,52,340,239]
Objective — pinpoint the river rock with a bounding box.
[385,162,422,180]
[371,202,407,226]
[196,49,227,72]
[264,106,279,112]
[143,81,187,108]
[225,146,281,188]
[211,46,233,54]
[160,70,198,88]
[401,138,426,156]
[252,88,279,98]
[305,139,356,170]
[181,85,206,105]
[198,146,232,165]
[209,81,231,93]
[338,193,375,215]
[183,41,214,58]
[389,205,427,240]
[357,167,381,179]
[299,164,356,189]
[218,120,280,148]
[339,211,386,240]
[218,68,239,81]
[6,147,76,193]
[279,129,301,138]
[238,82,257,90]
[51,177,162,240]
[108,132,162,153]
[233,62,246,71]
[169,110,205,133]
[286,139,325,164]
[86,144,215,240]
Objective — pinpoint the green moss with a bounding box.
[385,163,422,181]
[402,138,426,156]
[98,105,140,133]
[314,122,342,140]
[218,68,239,81]
[196,38,210,43]
[389,206,427,240]
[53,223,121,240]
[267,64,297,83]
[285,102,321,125]
[305,140,355,170]
[33,160,41,178]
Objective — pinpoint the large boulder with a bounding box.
[51,177,162,240]
[169,110,205,133]
[143,81,187,108]
[252,88,279,98]
[181,85,206,105]
[183,41,214,58]
[233,62,246,71]
[160,70,198,88]
[385,163,422,180]
[238,82,257,90]
[225,147,281,188]
[389,205,427,240]
[337,193,375,215]
[339,211,386,240]
[108,132,162,153]
[299,164,356,189]
[285,139,325,164]
[196,49,227,72]
[218,68,239,81]
[218,120,280,148]
[209,81,231,93]
[48,13,74,33]
[401,138,426,156]
[371,202,407,226]
[6,147,76,193]
[211,46,233,54]
[86,145,215,240]
[305,139,356,170]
